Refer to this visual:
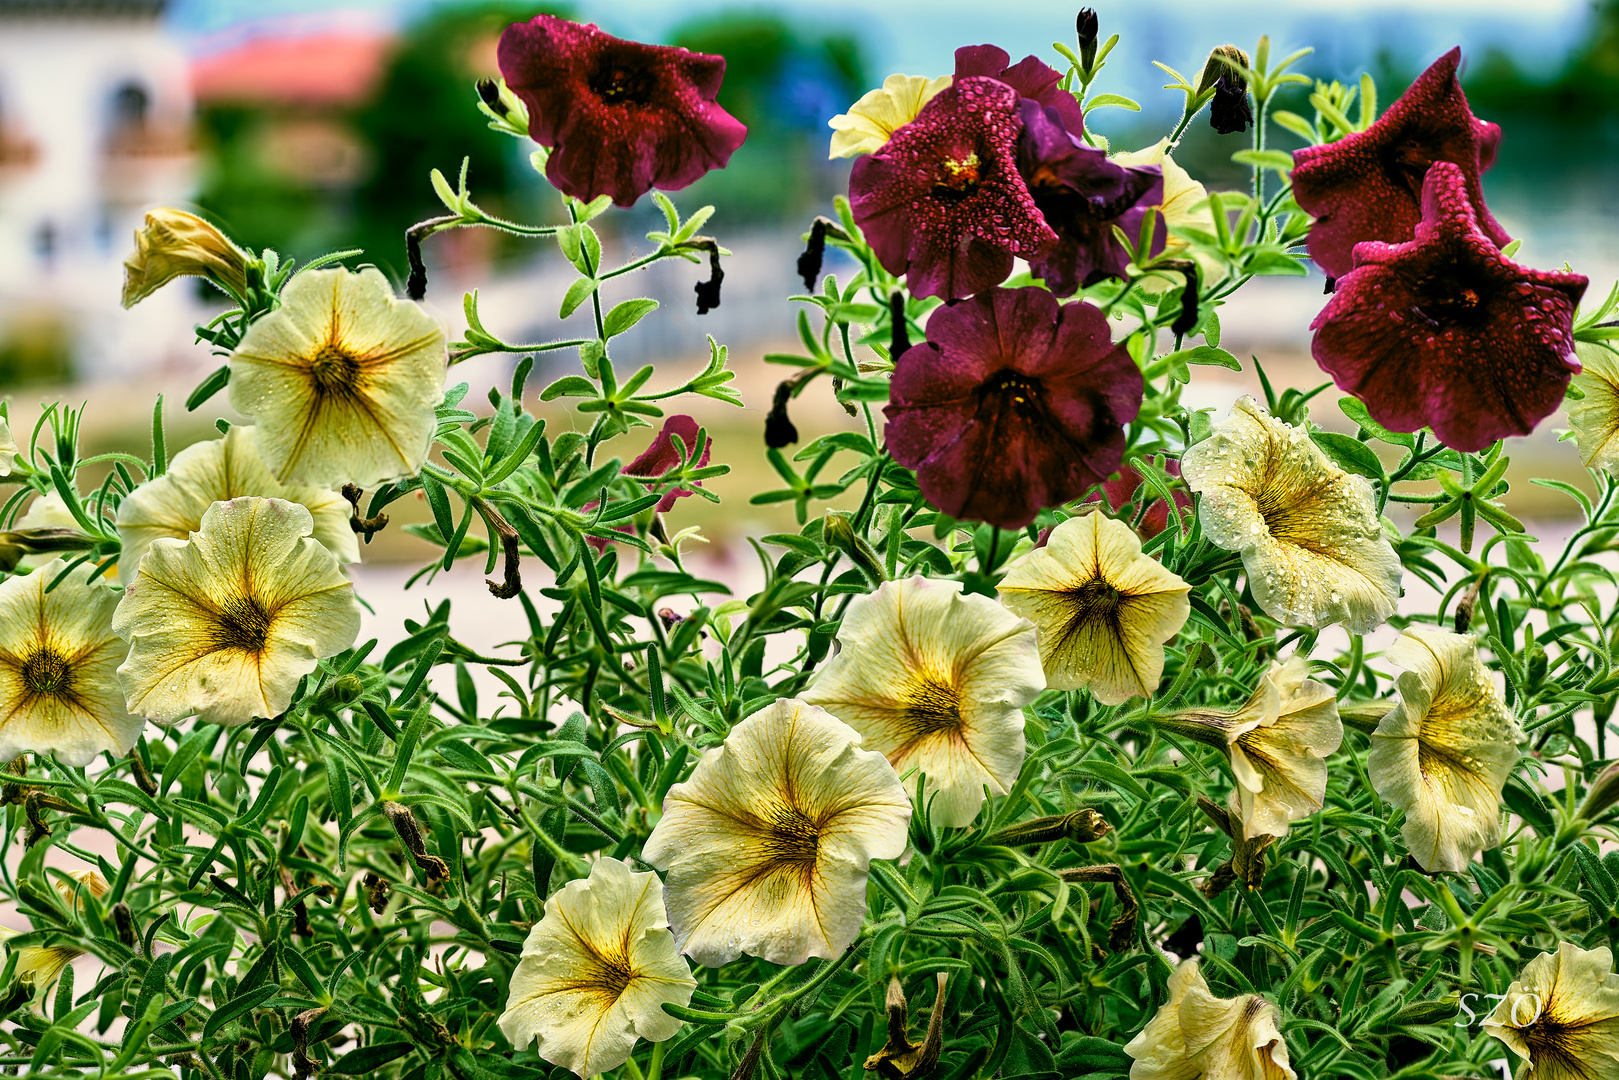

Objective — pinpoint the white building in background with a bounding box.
[0,0,196,384]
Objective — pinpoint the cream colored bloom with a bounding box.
[1485,941,1619,1080]
[13,491,100,572]
[802,576,1043,828]
[228,267,446,488]
[116,425,358,586]
[499,858,695,1078]
[0,418,15,477]
[997,511,1190,705]
[828,74,952,159]
[1570,340,1619,474]
[1162,656,1344,840]
[1368,625,1519,873]
[1182,398,1401,633]
[113,497,362,726]
[642,698,910,967]
[0,926,80,998]
[1111,139,1221,280]
[1125,959,1295,1080]
[0,559,142,767]
[122,208,251,308]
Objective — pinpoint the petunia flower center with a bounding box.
[1068,576,1123,624]
[765,806,821,868]
[579,947,638,1002]
[212,597,274,652]
[904,676,963,737]
[588,51,657,106]
[932,151,983,203]
[309,343,362,397]
[979,369,1046,419]
[1520,1006,1585,1075]
[1411,265,1491,329]
[20,648,72,696]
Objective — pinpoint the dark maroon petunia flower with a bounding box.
[498,15,748,208]
[1291,47,1507,281]
[625,414,712,513]
[850,77,1056,301]
[884,286,1143,529]
[1085,457,1193,538]
[1310,162,1587,453]
[954,44,1086,135]
[1017,101,1165,296]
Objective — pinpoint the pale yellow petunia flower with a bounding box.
[116,425,359,586]
[499,858,695,1078]
[1181,398,1402,633]
[1159,656,1343,840]
[228,267,447,489]
[1569,340,1619,474]
[642,698,911,967]
[1368,625,1520,873]
[1110,139,1221,281]
[803,576,1044,828]
[1484,941,1619,1080]
[828,74,952,159]
[0,418,15,477]
[122,207,251,308]
[113,496,362,727]
[0,559,143,767]
[997,511,1191,706]
[1124,958,1295,1080]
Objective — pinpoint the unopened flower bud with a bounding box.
[111,902,137,946]
[1075,9,1100,71]
[1198,46,1254,135]
[316,674,366,711]
[122,208,250,308]
[1579,762,1619,822]
[985,809,1111,847]
[822,511,887,587]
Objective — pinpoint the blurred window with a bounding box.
[110,82,151,134]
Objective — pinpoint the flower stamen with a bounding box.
[765,807,821,868]
[211,597,274,653]
[309,343,362,398]
[20,649,72,697]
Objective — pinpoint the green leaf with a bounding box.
[560,276,599,319]
[604,298,659,338]
[1243,249,1308,276]
[329,1042,417,1074]
[1338,396,1414,448]
[186,365,231,412]
[1172,345,1242,371]
[1085,93,1141,112]
[202,983,278,1042]
[540,375,599,401]
[1311,431,1385,482]
[1231,149,1295,173]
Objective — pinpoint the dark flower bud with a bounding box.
[765,381,798,448]
[476,77,506,116]
[889,291,910,358]
[382,801,449,890]
[864,974,948,1079]
[363,873,391,915]
[1161,259,1200,337]
[1199,46,1253,135]
[1076,9,1100,71]
[111,902,136,946]
[684,238,724,314]
[799,218,828,291]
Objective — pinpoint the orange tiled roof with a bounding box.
[191,31,392,107]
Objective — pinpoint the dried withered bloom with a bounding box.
[498,15,747,207]
[122,207,250,307]
[864,974,949,1079]
[1181,398,1402,633]
[1368,625,1520,873]
[1310,161,1586,453]
[1484,941,1619,1080]
[803,576,1044,828]
[228,268,448,489]
[642,699,910,967]
[829,73,952,159]
[114,498,363,726]
[1292,47,1508,280]
[1197,46,1253,135]
[998,512,1190,705]
[499,859,696,1078]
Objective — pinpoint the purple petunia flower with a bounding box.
[954,43,1087,135]
[1292,47,1508,282]
[624,415,712,513]
[498,15,748,208]
[884,286,1143,530]
[1017,101,1165,296]
[1310,162,1587,453]
[850,77,1056,301]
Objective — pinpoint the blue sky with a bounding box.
[173,0,1595,108]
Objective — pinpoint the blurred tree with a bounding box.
[1464,0,1619,115]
